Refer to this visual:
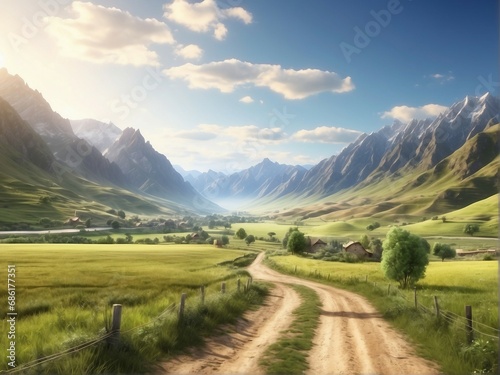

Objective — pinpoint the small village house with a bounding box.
[307,237,327,253]
[343,241,373,259]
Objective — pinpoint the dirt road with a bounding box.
[158,253,440,375]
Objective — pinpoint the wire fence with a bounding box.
[383,281,499,342]
[1,301,178,374]
[286,263,499,345]
[1,277,252,374]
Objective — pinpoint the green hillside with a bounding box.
[271,125,499,231]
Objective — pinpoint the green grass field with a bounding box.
[0,244,263,374]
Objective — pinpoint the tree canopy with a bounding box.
[381,227,429,289]
[287,231,307,255]
[463,224,480,236]
[245,234,255,246]
[236,228,247,240]
[432,243,456,261]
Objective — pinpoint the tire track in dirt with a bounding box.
[158,252,440,374]
[156,281,301,375]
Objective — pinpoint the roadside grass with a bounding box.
[259,285,321,375]
[264,254,498,374]
[0,244,266,374]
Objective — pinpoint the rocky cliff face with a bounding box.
[0,97,54,171]
[106,128,221,212]
[71,119,122,154]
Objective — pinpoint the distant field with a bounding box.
[229,221,498,251]
[0,244,254,372]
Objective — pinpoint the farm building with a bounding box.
[343,241,373,258]
[213,239,223,248]
[65,217,81,226]
[307,237,327,253]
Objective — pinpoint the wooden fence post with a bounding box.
[365,275,368,283]
[109,304,122,348]
[221,282,226,294]
[414,287,417,309]
[465,305,473,344]
[433,296,440,319]
[200,286,205,305]
[294,265,297,274]
[387,284,391,296]
[237,279,241,292]
[178,293,186,323]
[246,278,251,292]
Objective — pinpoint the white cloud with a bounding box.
[163,0,252,40]
[226,125,287,142]
[381,104,448,122]
[429,72,455,83]
[44,1,174,66]
[170,123,221,140]
[292,126,363,144]
[175,44,203,60]
[239,96,254,104]
[164,59,354,99]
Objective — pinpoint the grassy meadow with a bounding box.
[0,244,265,374]
[265,254,499,374]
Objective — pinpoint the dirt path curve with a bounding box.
[157,252,441,375]
[156,280,301,375]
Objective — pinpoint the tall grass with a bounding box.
[265,254,498,374]
[0,244,266,374]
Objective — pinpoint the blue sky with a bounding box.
[0,0,498,172]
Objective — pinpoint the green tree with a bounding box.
[369,238,383,259]
[359,234,370,249]
[287,231,307,255]
[432,243,457,261]
[39,217,52,228]
[420,238,431,254]
[282,227,299,249]
[111,220,120,230]
[381,227,429,289]
[125,233,133,243]
[245,234,255,246]
[185,234,192,243]
[117,210,126,219]
[236,228,247,240]
[463,223,480,236]
[221,235,229,246]
[268,232,276,240]
[85,218,91,228]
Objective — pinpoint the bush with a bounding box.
[483,254,494,261]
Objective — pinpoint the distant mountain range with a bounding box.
[186,93,499,218]
[0,67,498,224]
